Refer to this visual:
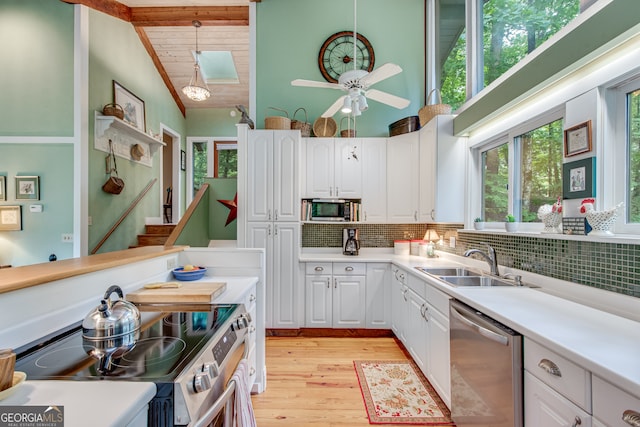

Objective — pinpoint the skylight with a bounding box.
[195,51,239,85]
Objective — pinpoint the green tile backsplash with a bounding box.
[302,223,640,298]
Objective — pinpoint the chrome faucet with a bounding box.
[464,245,500,276]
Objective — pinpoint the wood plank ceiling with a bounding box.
[64,0,257,115]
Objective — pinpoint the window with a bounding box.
[479,113,563,226]
[628,87,640,223]
[481,143,509,222]
[436,0,581,106]
[516,119,563,222]
[214,141,238,178]
[192,141,208,196]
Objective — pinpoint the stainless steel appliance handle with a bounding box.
[450,305,509,346]
[623,410,640,427]
[192,334,250,427]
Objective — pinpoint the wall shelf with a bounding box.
[94,111,165,167]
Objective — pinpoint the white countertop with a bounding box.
[0,381,156,427]
[300,248,640,399]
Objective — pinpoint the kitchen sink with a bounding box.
[415,267,483,277]
[438,275,515,287]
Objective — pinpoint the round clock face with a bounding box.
[318,31,375,83]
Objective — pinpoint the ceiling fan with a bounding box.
[291,0,410,118]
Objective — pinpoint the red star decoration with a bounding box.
[217,193,238,226]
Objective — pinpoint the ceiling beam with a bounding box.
[130,6,249,27]
[61,0,131,22]
[134,27,186,117]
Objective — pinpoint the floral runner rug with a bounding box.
[354,360,454,426]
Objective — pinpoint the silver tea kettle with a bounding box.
[82,285,141,339]
[82,285,141,373]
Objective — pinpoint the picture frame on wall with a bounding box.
[0,206,22,231]
[0,176,5,201]
[564,120,592,157]
[15,176,40,201]
[563,157,595,199]
[113,80,146,132]
[181,150,186,171]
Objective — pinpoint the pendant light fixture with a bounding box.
[182,20,210,101]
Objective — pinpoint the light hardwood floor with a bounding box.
[251,336,409,427]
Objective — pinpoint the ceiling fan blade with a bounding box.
[291,79,342,90]
[359,63,403,87]
[365,89,411,109]
[321,96,347,118]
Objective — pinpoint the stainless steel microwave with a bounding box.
[311,199,351,221]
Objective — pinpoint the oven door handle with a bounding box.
[192,332,250,427]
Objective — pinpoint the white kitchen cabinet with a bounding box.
[386,132,419,222]
[365,263,391,328]
[525,371,592,427]
[592,375,640,427]
[246,222,300,329]
[247,130,299,222]
[391,265,408,341]
[423,284,451,407]
[418,115,466,223]
[305,262,366,328]
[406,286,428,372]
[304,138,362,199]
[361,138,387,222]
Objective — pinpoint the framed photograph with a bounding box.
[181,150,186,171]
[0,206,22,231]
[15,176,40,200]
[564,120,592,157]
[113,80,146,132]
[0,176,5,201]
[563,157,595,199]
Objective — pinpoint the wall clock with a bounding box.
[318,31,375,83]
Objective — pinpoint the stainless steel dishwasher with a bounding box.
[449,299,523,427]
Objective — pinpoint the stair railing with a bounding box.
[164,183,209,248]
[91,178,158,255]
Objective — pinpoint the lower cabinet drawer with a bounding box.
[525,371,592,427]
[592,375,640,427]
[333,262,366,275]
[524,338,591,412]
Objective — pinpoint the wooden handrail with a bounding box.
[91,178,158,254]
[164,183,209,248]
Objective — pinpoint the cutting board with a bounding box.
[126,282,227,304]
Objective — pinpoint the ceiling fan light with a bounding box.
[358,94,368,111]
[341,96,353,114]
[352,106,362,117]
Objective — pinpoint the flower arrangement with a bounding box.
[505,214,516,222]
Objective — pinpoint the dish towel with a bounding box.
[231,359,256,427]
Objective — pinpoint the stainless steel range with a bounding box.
[15,303,252,427]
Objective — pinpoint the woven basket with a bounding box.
[264,107,291,130]
[340,117,356,138]
[102,103,124,120]
[291,108,311,137]
[312,117,337,137]
[418,89,451,127]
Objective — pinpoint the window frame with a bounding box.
[473,108,564,232]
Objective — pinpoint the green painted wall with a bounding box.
[0,1,74,136]
[174,190,211,247]
[0,144,74,266]
[206,178,238,240]
[88,10,187,253]
[255,0,424,137]
[186,109,241,137]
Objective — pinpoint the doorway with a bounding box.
[161,126,181,224]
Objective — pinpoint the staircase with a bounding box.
[134,224,176,247]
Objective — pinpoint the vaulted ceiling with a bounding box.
[64,0,256,115]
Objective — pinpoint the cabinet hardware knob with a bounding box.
[334,278,337,288]
[275,209,279,220]
[345,266,354,272]
[431,209,435,220]
[250,294,256,302]
[571,416,582,427]
[538,358,562,377]
[414,211,418,221]
[623,410,640,427]
[268,210,272,221]
[315,266,323,272]
[402,288,408,302]
[327,278,330,288]
[249,367,256,376]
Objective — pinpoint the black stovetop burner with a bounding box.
[15,304,239,382]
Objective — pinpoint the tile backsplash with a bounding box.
[302,223,640,298]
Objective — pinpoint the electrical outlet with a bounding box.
[62,234,73,243]
[167,258,177,270]
[88,216,92,226]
